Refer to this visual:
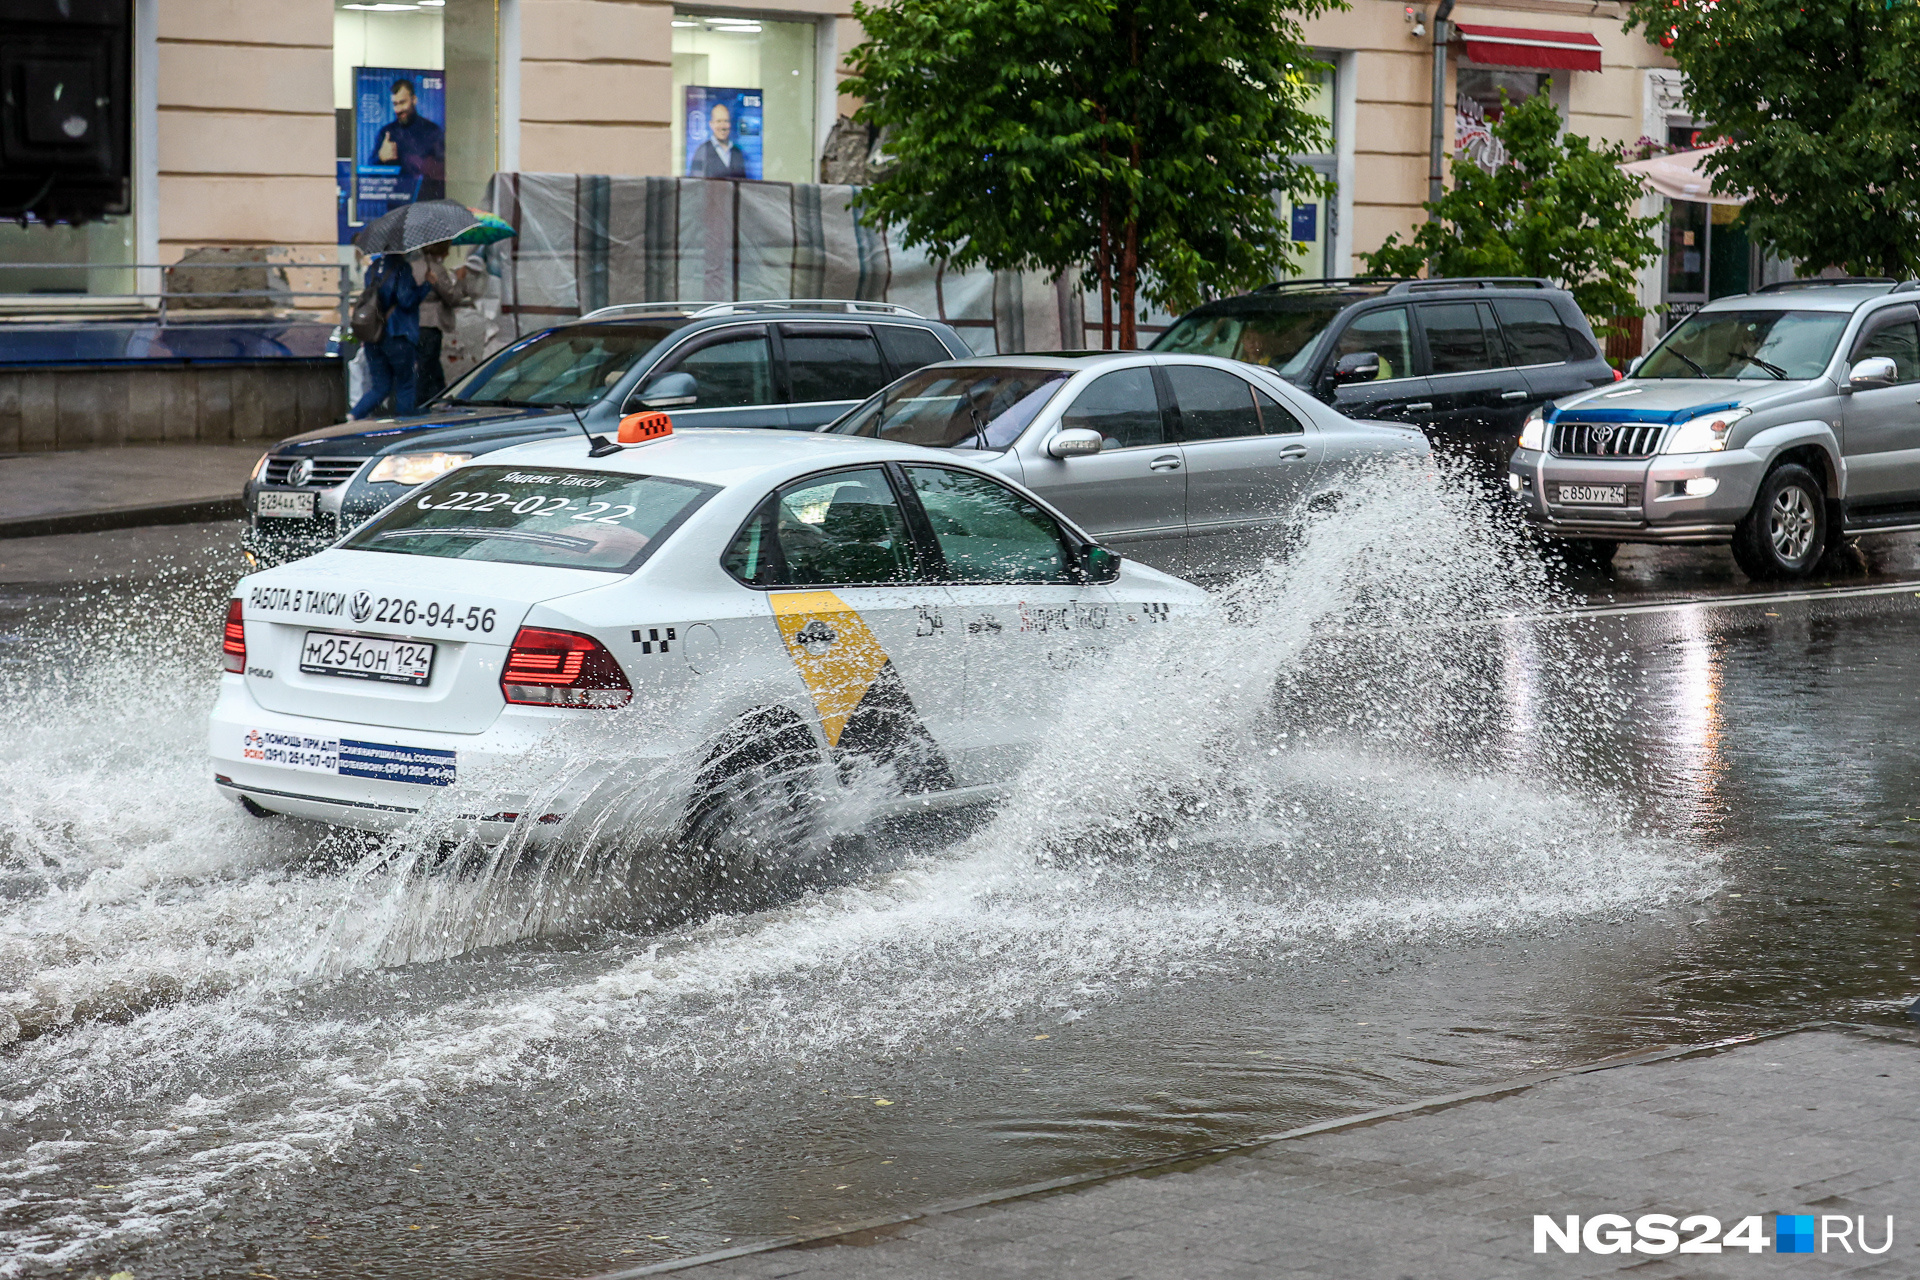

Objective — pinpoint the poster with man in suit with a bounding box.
[685,87,763,180]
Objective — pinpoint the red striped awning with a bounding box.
[1455,24,1603,72]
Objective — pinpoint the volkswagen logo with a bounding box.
[349,591,373,623]
[287,457,315,487]
[1589,424,1616,449]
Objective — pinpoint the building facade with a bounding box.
[3,0,1707,331]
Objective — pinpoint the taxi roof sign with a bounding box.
[617,411,674,444]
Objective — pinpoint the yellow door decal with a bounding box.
[769,591,892,747]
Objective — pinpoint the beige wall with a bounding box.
[131,0,1667,287]
[155,0,336,263]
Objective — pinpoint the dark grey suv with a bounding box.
[1154,277,1617,471]
[242,300,970,566]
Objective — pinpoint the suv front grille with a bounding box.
[1550,421,1664,459]
[262,455,365,488]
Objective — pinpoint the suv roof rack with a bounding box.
[1756,277,1898,293]
[1253,276,1404,294]
[578,298,926,322]
[1385,277,1552,293]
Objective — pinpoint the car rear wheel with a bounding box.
[1731,463,1826,580]
[681,710,828,909]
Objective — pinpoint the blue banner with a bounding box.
[684,86,763,180]
[355,66,447,222]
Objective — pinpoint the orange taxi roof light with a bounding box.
[617,411,674,444]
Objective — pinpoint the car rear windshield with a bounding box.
[1152,307,1344,378]
[828,366,1069,449]
[442,322,687,408]
[342,465,715,573]
[1637,310,1849,381]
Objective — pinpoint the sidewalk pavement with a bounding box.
[0,443,264,538]
[632,1026,1920,1279]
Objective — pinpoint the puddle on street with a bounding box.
[1,491,1917,1279]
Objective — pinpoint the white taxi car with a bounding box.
[209,426,1205,848]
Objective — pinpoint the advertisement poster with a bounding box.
[684,86,763,180]
[355,66,446,221]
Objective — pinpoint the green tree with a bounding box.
[1360,90,1662,324]
[1625,0,1920,278]
[842,0,1340,348]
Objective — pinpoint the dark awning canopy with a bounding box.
[1455,24,1604,72]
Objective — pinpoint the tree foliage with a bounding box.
[842,0,1340,347]
[1625,0,1920,278]
[1360,91,1663,322]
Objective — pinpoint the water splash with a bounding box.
[0,460,1713,1273]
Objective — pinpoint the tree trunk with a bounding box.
[1118,213,1139,350]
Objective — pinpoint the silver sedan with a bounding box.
[825,351,1431,579]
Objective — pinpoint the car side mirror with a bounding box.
[632,370,698,409]
[1846,356,1899,392]
[1627,355,1645,377]
[1081,544,1120,583]
[1048,427,1105,459]
[1332,352,1381,386]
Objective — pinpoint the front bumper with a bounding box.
[208,676,666,834]
[1508,446,1765,544]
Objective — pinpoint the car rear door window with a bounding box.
[1492,299,1573,365]
[1419,302,1506,375]
[875,325,958,377]
[1254,386,1305,434]
[723,467,922,587]
[1058,367,1164,448]
[655,329,775,408]
[1852,309,1920,382]
[1327,307,1414,382]
[904,466,1074,584]
[1167,365,1263,441]
[780,324,889,404]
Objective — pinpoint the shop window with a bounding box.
[1275,64,1335,280]
[672,13,820,184]
[334,0,498,241]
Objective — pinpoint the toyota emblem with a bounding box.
[1589,424,1615,448]
[288,457,314,487]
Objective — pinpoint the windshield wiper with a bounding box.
[1665,348,1708,378]
[1738,353,1790,379]
[460,397,582,409]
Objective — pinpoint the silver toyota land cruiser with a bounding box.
[1509,278,1920,579]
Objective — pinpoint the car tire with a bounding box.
[680,710,827,909]
[1731,463,1827,581]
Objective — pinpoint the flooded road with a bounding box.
[2,506,1918,1279]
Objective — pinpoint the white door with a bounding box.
[899,463,1116,786]
[729,466,963,794]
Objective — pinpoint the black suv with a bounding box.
[242,300,970,566]
[1154,277,1616,471]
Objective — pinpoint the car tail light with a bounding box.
[222,598,246,673]
[501,626,633,708]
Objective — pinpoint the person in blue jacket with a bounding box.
[352,252,434,419]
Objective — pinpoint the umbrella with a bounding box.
[1618,145,1748,206]
[450,209,517,247]
[353,199,516,254]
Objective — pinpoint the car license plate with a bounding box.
[257,491,316,518]
[1553,483,1629,507]
[300,630,436,686]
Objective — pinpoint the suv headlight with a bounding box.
[1662,408,1750,454]
[367,452,473,485]
[1518,409,1547,452]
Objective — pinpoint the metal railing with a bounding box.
[0,260,351,329]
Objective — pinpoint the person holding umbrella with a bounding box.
[351,251,433,419]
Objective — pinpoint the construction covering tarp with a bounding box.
[484,173,1085,355]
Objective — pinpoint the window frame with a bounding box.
[1414,300,1511,380]
[1848,304,1920,382]
[872,322,966,377]
[719,461,1106,589]
[1316,303,1420,387]
[774,321,891,408]
[1490,297,1574,369]
[1155,361,1269,445]
[624,321,778,411]
[1051,362,1171,453]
